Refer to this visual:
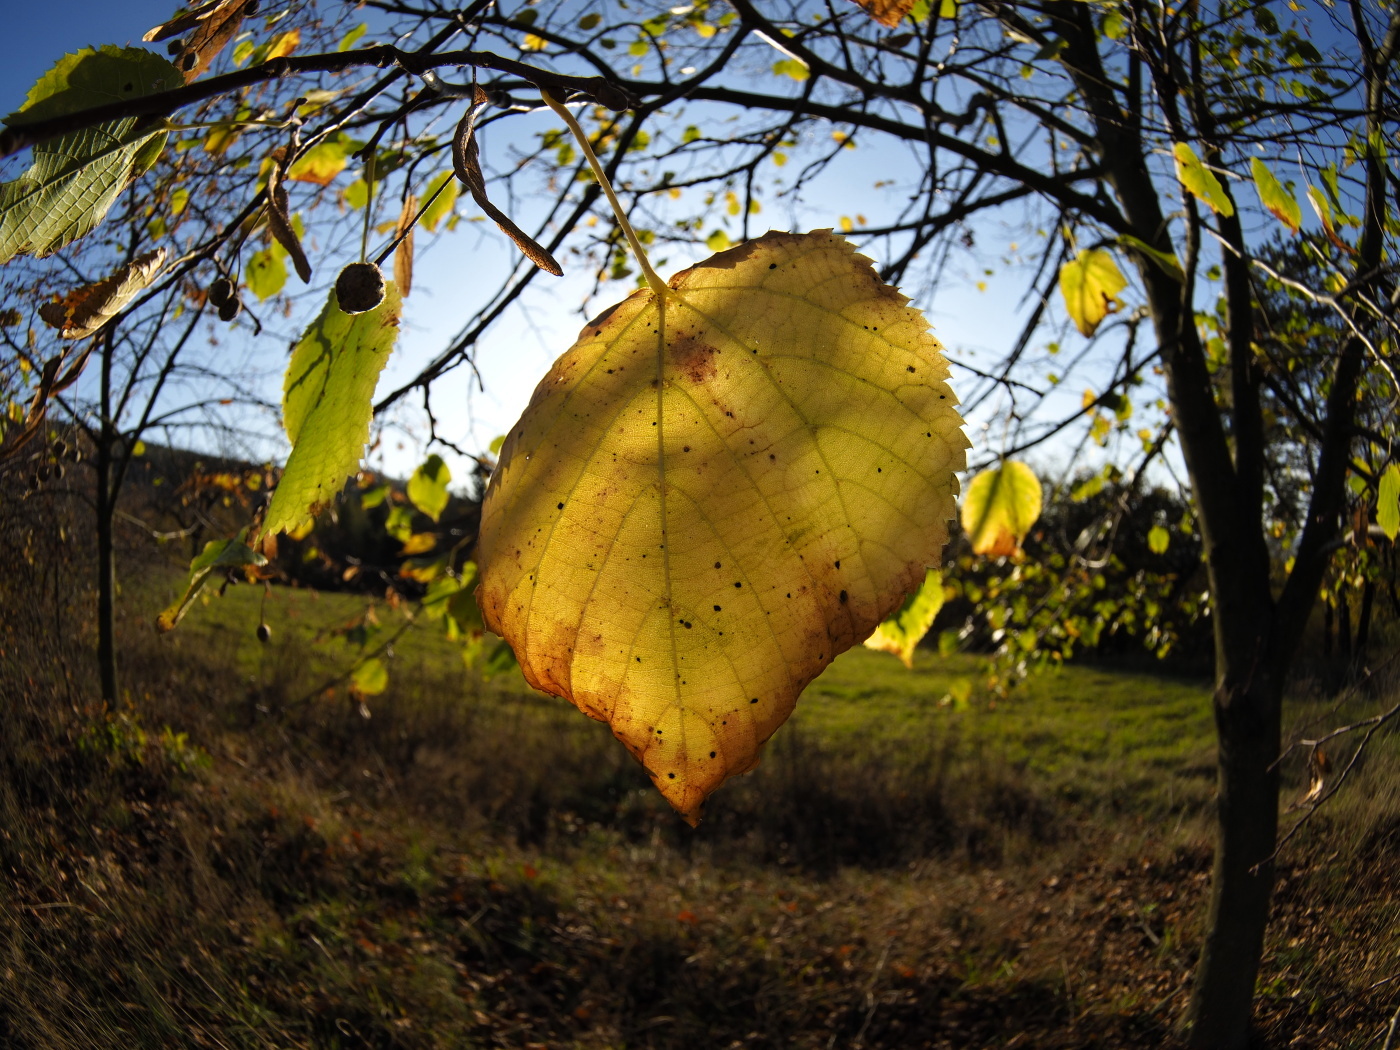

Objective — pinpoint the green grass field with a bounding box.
[2,564,1397,1049]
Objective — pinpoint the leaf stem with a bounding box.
[541,90,666,298]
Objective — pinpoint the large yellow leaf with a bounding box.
[477,230,967,823]
[960,460,1042,557]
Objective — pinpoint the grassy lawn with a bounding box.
[2,565,1396,1049]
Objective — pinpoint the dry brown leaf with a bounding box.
[39,248,166,339]
[266,161,312,284]
[452,87,562,276]
[393,193,416,298]
[847,0,916,27]
[145,0,254,81]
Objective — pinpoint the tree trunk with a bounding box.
[96,334,118,704]
[1186,652,1282,1049]
[1339,592,1352,666]
[1355,579,1375,662]
[1322,598,1333,659]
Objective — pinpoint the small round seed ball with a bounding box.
[335,262,386,314]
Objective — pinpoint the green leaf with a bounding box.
[0,47,183,262]
[579,13,602,30]
[360,482,391,509]
[864,569,944,668]
[351,657,389,696]
[772,59,810,81]
[1117,234,1184,283]
[960,461,1042,557]
[1172,142,1234,217]
[1251,158,1300,235]
[419,170,459,233]
[337,23,368,51]
[705,229,731,251]
[263,283,403,537]
[245,248,286,300]
[384,504,413,543]
[1379,464,1400,542]
[156,530,267,632]
[420,572,462,620]
[1147,525,1170,554]
[1059,248,1127,338]
[407,453,451,522]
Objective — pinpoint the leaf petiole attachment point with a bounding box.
[541,89,666,298]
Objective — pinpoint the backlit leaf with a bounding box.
[1147,525,1170,554]
[287,134,356,186]
[1307,185,1354,254]
[262,283,402,536]
[1059,249,1126,338]
[245,248,286,300]
[419,170,459,233]
[1251,158,1300,235]
[156,529,266,631]
[351,657,388,696]
[1379,464,1400,541]
[848,0,916,26]
[0,47,182,262]
[1172,142,1234,217]
[407,453,451,521]
[864,568,944,668]
[477,230,967,823]
[960,460,1041,557]
[39,248,165,339]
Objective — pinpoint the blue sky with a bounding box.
[1,2,1137,490]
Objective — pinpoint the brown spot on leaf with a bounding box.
[669,335,719,383]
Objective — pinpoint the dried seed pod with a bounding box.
[52,439,68,457]
[37,466,50,482]
[217,296,242,323]
[54,464,66,481]
[208,277,235,307]
[256,623,272,644]
[335,262,386,314]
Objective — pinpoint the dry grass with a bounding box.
[1,544,1398,1049]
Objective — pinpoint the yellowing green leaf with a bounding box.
[1251,158,1300,235]
[400,533,438,556]
[0,47,183,262]
[262,284,402,537]
[960,460,1041,557]
[407,453,451,521]
[245,248,286,300]
[287,134,355,186]
[264,29,300,60]
[864,568,944,668]
[1147,525,1170,554]
[360,482,390,509]
[1172,142,1234,217]
[338,23,368,51]
[1117,234,1184,283]
[1307,185,1353,254]
[384,504,413,543]
[156,530,266,631]
[351,657,388,696]
[419,170,459,232]
[1379,464,1400,541]
[705,229,731,251]
[521,33,549,52]
[1059,249,1127,338]
[477,230,967,823]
